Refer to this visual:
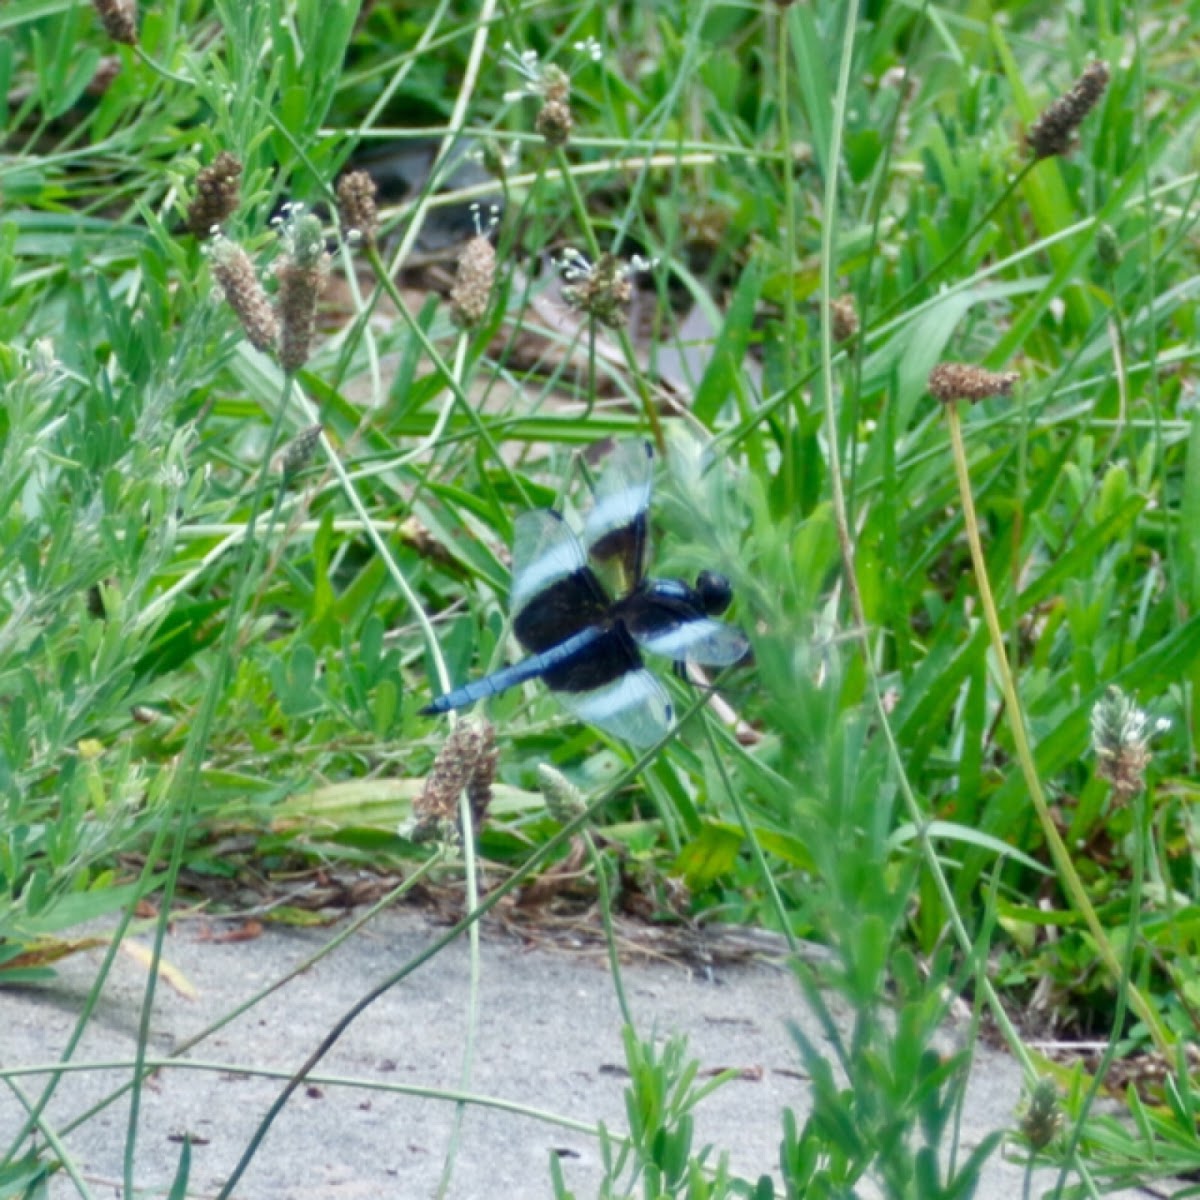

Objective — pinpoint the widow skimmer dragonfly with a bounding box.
[420,440,750,746]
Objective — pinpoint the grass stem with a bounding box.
[944,400,1170,1055]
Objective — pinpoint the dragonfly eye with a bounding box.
[695,570,733,616]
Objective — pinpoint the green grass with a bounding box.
[4,0,1200,1195]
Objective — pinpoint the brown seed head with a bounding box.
[830,295,859,343]
[91,0,137,44]
[1091,685,1166,804]
[275,210,330,374]
[413,721,498,842]
[928,362,1019,405]
[558,250,646,330]
[279,424,323,481]
[465,722,499,830]
[535,98,574,148]
[336,170,379,249]
[1026,61,1110,161]
[449,235,497,329]
[186,152,244,238]
[209,237,279,353]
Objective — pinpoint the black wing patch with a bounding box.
[510,510,608,653]
[583,438,655,588]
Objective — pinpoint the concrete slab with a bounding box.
[0,907,1143,1198]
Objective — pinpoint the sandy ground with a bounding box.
[0,906,1154,1199]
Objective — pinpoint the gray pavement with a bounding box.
[0,906,1146,1198]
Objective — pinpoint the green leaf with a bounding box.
[693,255,765,424]
[673,822,742,889]
[889,820,1050,875]
[1179,411,1200,609]
[787,5,834,180]
[166,1137,191,1200]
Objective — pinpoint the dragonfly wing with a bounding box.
[540,623,673,747]
[633,618,750,667]
[510,510,608,653]
[583,439,655,584]
[555,669,674,748]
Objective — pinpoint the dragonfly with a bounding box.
[420,440,750,746]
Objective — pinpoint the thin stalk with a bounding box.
[729,169,1200,448]
[551,145,665,453]
[3,1060,606,1142]
[363,242,527,506]
[1131,15,1191,770]
[702,722,852,1073]
[584,829,635,1030]
[346,0,458,152]
[1054,780,1148,1194]
[3,821,178,1162]
[944,401,1169,1055]
[775,1,799,508]
[870,165,1034,333]
[815,0,1036,1082]
[703,724,799,959]
[435,794,483,1200]
[5,1079,93,1199]
[285,381,453,697]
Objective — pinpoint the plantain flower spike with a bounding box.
[449,205,500,330]
[411,721,498,844]
[209,236,279,354]
[503,38,602,149]
[336,170,379,250]
[1091,685,1169,803]
[273,205,330,374]
[830,295,859,343]
[928,362,1019,405]
[1026,61,1110,160]
[1018,1078,1063,1151]
[186,152,244,238]
[91,0,137,45]
[555,247,656,331]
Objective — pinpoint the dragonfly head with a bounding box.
[694,569,734,616]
